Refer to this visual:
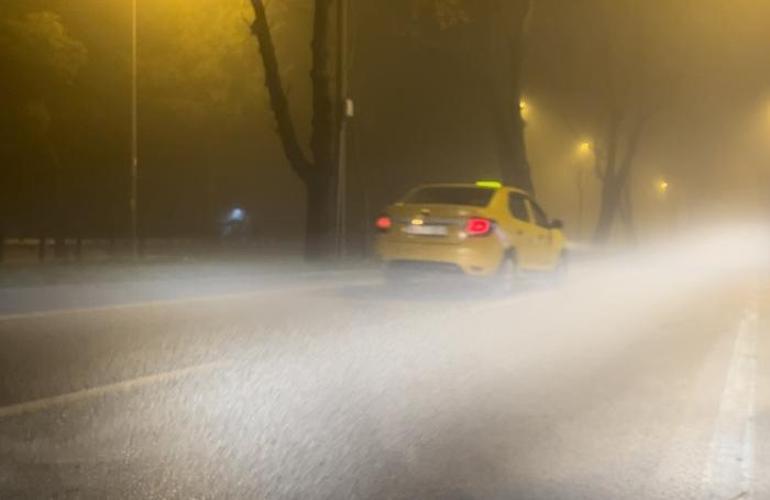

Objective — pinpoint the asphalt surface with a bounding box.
[0,236,768,499]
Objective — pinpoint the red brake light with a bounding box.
[465,217,493,236]
[375,215,392,231]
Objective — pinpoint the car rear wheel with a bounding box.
[550,251,568,285]
[497,252,519,293]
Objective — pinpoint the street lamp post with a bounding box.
[130,0,138,258]
[336,0,352,257]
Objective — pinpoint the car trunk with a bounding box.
[385,203,485,245]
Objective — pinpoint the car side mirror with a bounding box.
[549,219,564,230]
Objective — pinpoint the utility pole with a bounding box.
[130,0,139,258]
[335,0,351,257]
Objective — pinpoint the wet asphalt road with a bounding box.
[0,246,768,499]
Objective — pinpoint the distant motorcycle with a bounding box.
[220,207,252,243]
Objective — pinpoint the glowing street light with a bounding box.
[519,99,530,120]
[577,141,592,156]
[657,179,670,195]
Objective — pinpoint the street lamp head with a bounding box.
[657,179,669,195]
[577,141,592,155]
[519,99,530,120]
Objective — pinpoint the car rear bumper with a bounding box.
[376,238,503,277]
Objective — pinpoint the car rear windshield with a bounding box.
[403,187,495,207]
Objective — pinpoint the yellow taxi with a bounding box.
[375,181,567,280]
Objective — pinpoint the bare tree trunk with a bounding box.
[488,83,531,192]
[500,0,532,193]
[307,0,338,257]
[594,173,619,244]
[619,184,637,244]
[250,0,338,259]
[483,0,533,193]
[250,0,312,180]
[304,173,336,257]
[593,114,645,244]
[593,113,621,243]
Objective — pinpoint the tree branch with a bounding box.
[309,0,336,179]
[598,110,621,182]
[615,114,647,188]
[249,0,312,182]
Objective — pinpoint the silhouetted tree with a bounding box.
[527,0,683,244]
[589,1,680,243]
[485,0,533,193]
[141,0,264,237]
[250,0,533,257]
[249,0,338,258]
[0,10,87,260]
[403,0,534,192]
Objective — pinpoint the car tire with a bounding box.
[497,252,519,293]
[551,251,568,285]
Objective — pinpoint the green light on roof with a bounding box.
[475,180,502,189]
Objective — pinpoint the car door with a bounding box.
[525,198,559,269]
[505,192,539,269]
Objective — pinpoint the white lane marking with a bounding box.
[0,361,225,419]
[701,302,758,500]
[0,276,380,322]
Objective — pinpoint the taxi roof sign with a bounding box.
[475,180,502,189]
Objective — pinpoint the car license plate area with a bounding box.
[403,224,448,236]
